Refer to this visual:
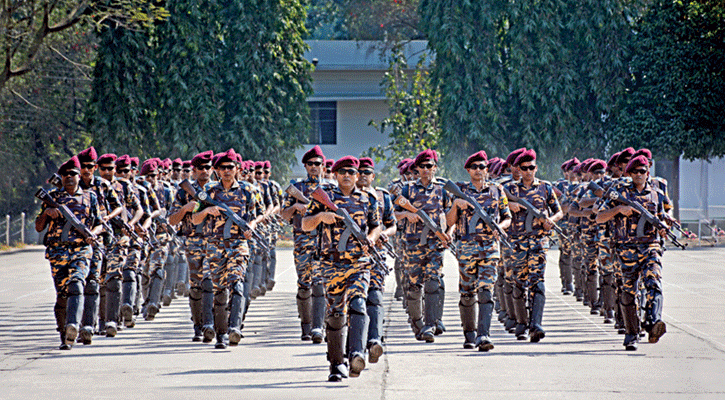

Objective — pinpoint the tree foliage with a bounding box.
[419,0,642,177]
[306,0,422,41]
[366,50,441,183]
[611,0,725,161]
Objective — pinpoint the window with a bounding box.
[308,101,337,144]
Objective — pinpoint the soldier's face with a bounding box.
[630,167,649,186]
[98,163,115,181]
[357,168,374,187]
[60,170,80,190]
[417,162,436,180]
[263,169,271,180]
[216,163,237,182]
[115,166,131,179]
[304,157,324,177]
[80,162,96,181]
[466,162,488,181]
[181,167,191,180]
[518,161,537,180]
[144,172,158,186]
[511,166,521,180]
[335,168,358,190]
[194,163,212,181]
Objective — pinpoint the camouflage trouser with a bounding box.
[502,247,515,285]
[146,238,170,278]
[124,245,142,272]
[558,231,572,286]
[103,242,127,283]
[598,237,617,275]
[581,235,599,277]
[369,254,388,291]
[206,239,249,291]
[616,243,663,299]
[571,233,584,290]
[510,236,549,288]
[293,246,323,290]
[47,245,92,295]
[185,236,206,290]
[321,256,371,316]
[89,244,105,283]
[405,242,444,288]
[457,240,499,295]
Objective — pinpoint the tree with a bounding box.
[305,0,423,41]
[366,49,442,182]
[419,0,641,178]
[611,0,725,161]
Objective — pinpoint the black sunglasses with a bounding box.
[254,171,263,175]
[468,163,487,170]
[99,166,115,172]
[80,163,95,169]
[117,168,131,173]
[337,168,358,176]
[359,170,374,175]
[306,161,323,167]
[519,165,536,171]
[182,169,191,173]
[196,165,212,170]
[60,171,79,177]
[146,173,158,178]
[217,165,235,171]
[173,168,181,172]
[418,163,435,169]
[631,168,648,175]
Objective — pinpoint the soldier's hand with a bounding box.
[454,198,471,210]
[206,206,222,217]
[247,220,257,231]
[243,230,253,240]
[319,212,342,225]
[85,235,97,245]
[379,233,389,243]
[182,201,198,213]
[45,208,61,219]
[293,203,307,214]
[658,228,667,238]
[542,218,555,230]
[405,212,421,223]
[618,205,635,217]
[508,202,523,213]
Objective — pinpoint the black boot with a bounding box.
[622,292,640,351]
[144,270,165,321]
[512,285,528,340]
[406,286,424,339]
[529,283,546,343]
[348,297,367,378]
[326,313,348,382]
[228,282,246,346]
[434,279,446,335]
[189,287,204,342]
[366,289,384,363]
[65,280,84,346]
[201,279,215,343]
[476,290,495,351]
[646,291,666,344]
[121,269,136,328]
[459,294,476,349]
[80,279,99,344]
[213,289,229,348]
[587,273,599,315]
[297,288,313,341]
[311,283,326,344]
[55,296,69,349]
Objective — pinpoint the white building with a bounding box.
[290,40,429,179]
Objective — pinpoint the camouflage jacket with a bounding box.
[396,178,452,246]
[39,187,101,246]
[201,180,258,240]
[453,181,511,242]
[169,180,205,237]
[504,178,561,238]
[599,179,671,244]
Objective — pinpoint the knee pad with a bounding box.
[366,289,383,307]
[153,268,165,281]
[621,291,636,307]
[349,296,366,316]
[645,280,663,295]
[297,287,312,300]
[407,286,423,300]
[459,293,477,307]
[326,313,346,331]
[122,269,136,283]
[477,289,493,305]
[231,281,244,297]
[214,289,229,306]
[189,286,203,301]
[106,278,121,293]
[424,278,441,294]
[201,278,214,293]
[512,284,526,300]
[311,283,325,297]
[66,280,84,296]
[531,282,546,295]
[84,280,100,296]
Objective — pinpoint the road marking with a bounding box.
[14,287,50,300]
[546,288,613,336]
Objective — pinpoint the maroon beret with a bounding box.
[302,145,325,164]
[130,157,140,168]
[625,155,650,173]
[607,152,621,169]
[514,149,536,166]
[331,156,359,173]
[588,159,607,173]
[254,161,264,169]
[397,158,412,169]
[568,159,582,172]
[325,159,335,168]
[398,160,411,176]
[58,156,81,174]
[214,149,238,167]
[561,159,572,171]
[264,160,271,169]
[172,158,183,167]
[358,157,374,170]
[77,146,98,163]
[488,157,501,166]
[633,148,652,161]
[116,155,131,168]
[140,159,159,175]
[505,148,527,167]
[464,151,488,168]
[97,153,117,165]
[182,160,192,168]
[616,147,635,165]
[191,150,214,168]
[414,149,438,166]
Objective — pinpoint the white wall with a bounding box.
[679,156,725,221]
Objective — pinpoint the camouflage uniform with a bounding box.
[567,182,586,302]
[142,180,173,320]
[553,178,574,294]
[571,182,602,314]
[397,178,451,340]
[170,180,207,341]
[39,187,100,347]
[452,181,511,350]
[305,185,380,375]
[494,174,516,331]
[265,178,284,290]
[79,176,122,338]
[594,176,618,323]
[387,177,407,300]
[248,180,272,299]
[282,175,327,341]
[200,179,257,347]
[504,178,561,341]
[599,179,671,348]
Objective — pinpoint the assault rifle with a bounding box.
[35,188,98,243]
[503,188,570,243]
[603,187,687,250]
[390,186,458,257]
[179,179,269,252]
[442,180,513,250]
[285,183,310,204]
[310,187,389,272]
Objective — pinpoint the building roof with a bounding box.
[304,40,430,71]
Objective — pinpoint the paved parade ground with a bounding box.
[1,245,724,399]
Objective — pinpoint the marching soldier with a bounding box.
[35,156,102,349]
[281,146,328,343]
[356,157,396,363]
[301,156,381,381]
[596,155,670,350]
[504,149,563,342]
[394,149,453,342]
[446,151,511,351]
[261,160,283,291]
[388,159,412,301]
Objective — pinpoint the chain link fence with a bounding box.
[1,213,39,246]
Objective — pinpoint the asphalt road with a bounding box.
[1,245,724,399]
